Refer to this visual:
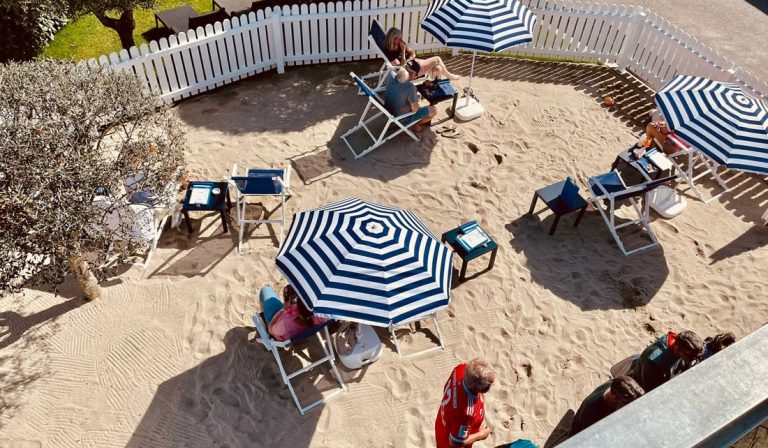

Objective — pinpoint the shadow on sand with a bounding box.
[507,212,668,311]
[125,326,362,447]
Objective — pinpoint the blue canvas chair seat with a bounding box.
[253,285,345,415]
[341,72,421,159]
[357,19,427,94]
[229,164,292,252]
[585,170,676,255]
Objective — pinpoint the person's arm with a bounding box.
[448,426,490,447]
[408,84,419,113]
[405,45,416,61]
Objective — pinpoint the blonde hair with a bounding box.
[384,27,403,52]
[394,67,409,83]
[464,358,496,391]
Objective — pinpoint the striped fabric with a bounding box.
[276,198,453,326]
[655,75,768,174]
[421,0,537,52]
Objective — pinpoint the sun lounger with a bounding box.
[341,72,421,159]
[585,171,676,255]
[252,287,346,415]
[357,19,426,94]
[656,134,731,203]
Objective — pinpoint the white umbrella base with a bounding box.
[454,95,484,121]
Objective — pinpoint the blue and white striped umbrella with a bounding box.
[655,75,768,174]
[421,0,537,53]
[276,198,453,326]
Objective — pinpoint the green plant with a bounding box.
[0,0,70,62]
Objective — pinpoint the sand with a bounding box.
[2,56,768,447]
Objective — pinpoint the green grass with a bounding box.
[41,0,213,60]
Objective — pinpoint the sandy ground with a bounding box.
[609,0,768,83]
[2,57,768,447]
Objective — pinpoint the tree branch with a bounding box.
[92,10,121,30]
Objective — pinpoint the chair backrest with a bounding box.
[351,72,377,99]
[588,171,626,198]
[232,169,285,194]
[369,19,386,50]
[189,8,229,29]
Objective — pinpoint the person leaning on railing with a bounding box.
[382,27,461,81]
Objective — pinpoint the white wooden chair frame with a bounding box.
[659,134,732,204]
[228,164,292,252]
[585,171,673,256]
[252,314,346,415]
[388,313,445,358]
[342,72,421,160]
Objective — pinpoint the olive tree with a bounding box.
[0,59,186,300]
[69,0,154,50]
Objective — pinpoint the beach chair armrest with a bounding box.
[287,320,334,343]
[394,110,418,122]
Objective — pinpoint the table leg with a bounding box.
[459,260,468,282]
[450,93,458,118]
[528,193,539,215]
[183,211,193,234]
[574,206,587,227]
[549,215,561,235]
[488,247,498,271]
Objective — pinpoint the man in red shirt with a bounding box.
[435,359,496,447]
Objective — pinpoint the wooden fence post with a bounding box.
[617,9,647,71]
[270,10,286,74]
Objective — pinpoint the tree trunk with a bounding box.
[93,9,136,50]
[68,253,102,301]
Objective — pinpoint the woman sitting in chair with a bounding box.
[265,285,326,342]
[383,27,460,81]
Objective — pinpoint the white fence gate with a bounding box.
[90,0,768,104]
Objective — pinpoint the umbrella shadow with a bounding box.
[507,212,668,311]
[125,326,337,447]
[710,225,768,264]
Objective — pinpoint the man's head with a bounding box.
[670,330,705,362]
[709,332,736,353]
[604,376,644,409]
[463,358,496,394]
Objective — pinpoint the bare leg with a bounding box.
[412,106,437,132]
[416,56,460,80]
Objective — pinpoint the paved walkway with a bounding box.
[611,0,768,82]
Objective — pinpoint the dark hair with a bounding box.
[676,330,705,359]
[706,332,736,353]
[610,376,644,404]
[406,60,421,74]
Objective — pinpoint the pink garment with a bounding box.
[268,304,327,342]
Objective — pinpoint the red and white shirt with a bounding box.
[435,363,485,448]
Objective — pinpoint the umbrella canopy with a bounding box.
[655,75,768,174]
[421,0,537,53]
[276,197,453,326]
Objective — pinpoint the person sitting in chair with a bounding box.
[383,27,460,80]
[267,285,326,342]
[384,64,437,133]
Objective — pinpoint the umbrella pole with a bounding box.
[465,51,477,106]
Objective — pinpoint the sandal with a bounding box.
[435,124,457,135]
[335,322,358,356]
[440,128,462,139]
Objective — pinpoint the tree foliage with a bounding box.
[0,59,186,298]
[0,0,70,62]
[68,0,155,49]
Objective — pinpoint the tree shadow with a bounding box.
[0,277,88,428]
[506,212,668,311]
[543,409,575,448]
[710,226,768,264]
[175,60,381,134]
[744,0,768,14]
[125,326,345,447]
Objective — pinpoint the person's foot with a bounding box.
[411,124,425,132]
[448,74,461,81]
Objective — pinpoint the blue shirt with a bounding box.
[384,78,417,117]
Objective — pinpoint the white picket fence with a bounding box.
[89,0,768,104]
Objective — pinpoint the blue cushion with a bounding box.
[259,286,283,325]
[561,176,580,204]
[508,440,539,448]
[589,171,625,196]
[370,20,386,48]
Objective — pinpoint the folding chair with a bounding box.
[657,134,732,204]
[388,314,445,358]
[341,72,421,159]
[229,164,291,252]
[357,19,426,94]
[251,309,346,415]
[585,171,676,256]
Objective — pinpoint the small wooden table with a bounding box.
[417,79,459,117]
[441,224,498,282]
[528,180,588,235]
[181,181,232,234]
[155,4,198,34]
